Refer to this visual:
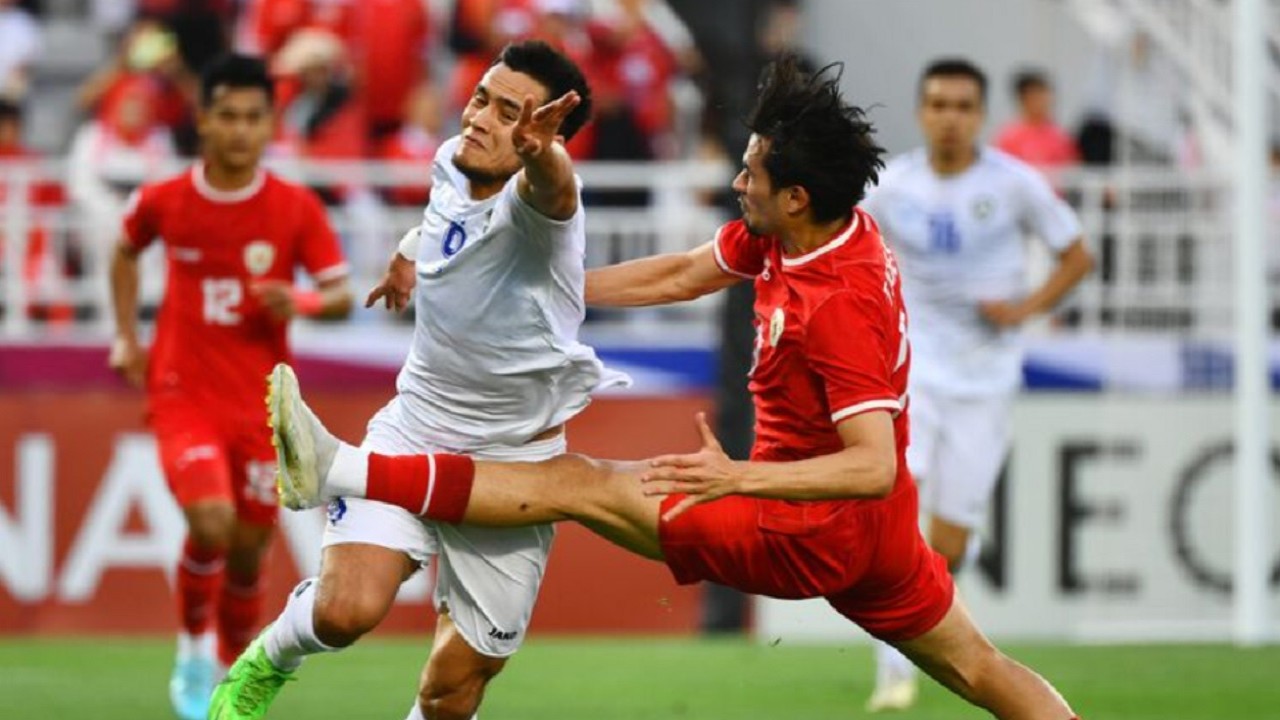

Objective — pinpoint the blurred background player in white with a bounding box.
[858,57,1094,712]
[106,53,353,720]
[211,40,622,720]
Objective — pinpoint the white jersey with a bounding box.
[392,136,627,450]
[861,147,1081,396]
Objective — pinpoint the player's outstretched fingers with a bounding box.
[365,285,385,309]
[648,452,701,469]
[693,412,723,451]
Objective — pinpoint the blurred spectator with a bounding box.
[236,0,311,54]
[590,0,695,159]
[377,83,442,207]
[77,20,199,154]
[994,69,1079,172]
[446,0,540,118]
[67,74,177,299]
[272,28,366,161]
[136,0,235,73]
[0,98,73,323]
[0,0,42,100]
[348,0,432,142]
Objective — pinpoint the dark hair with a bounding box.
[200,53,275,108]
[745,55,885,223]
[1013,69,1050,99]
[0,98,21,123]
[919,58,988,105]
[494,40,592,141]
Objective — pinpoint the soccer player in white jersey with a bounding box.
[857,58,1094,711]
[210,40,621,720]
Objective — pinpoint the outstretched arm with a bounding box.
[586,241,744,307]
[514,91,582,221]
[641,412,897,520]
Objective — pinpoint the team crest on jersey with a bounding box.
[768,307,786,347]
[243,241,275,276]
[971,195,997,221]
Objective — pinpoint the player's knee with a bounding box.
[536,454,612,516]
[311,589,388,647]
[417,668,497,720]
[184,504,236,550]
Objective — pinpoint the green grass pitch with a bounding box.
[3,637,1278,719]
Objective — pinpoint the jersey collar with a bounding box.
[192,162,267,204]
[781,211,860,268]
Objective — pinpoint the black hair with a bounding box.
[494,40,592,141]
[1012,69,1050,99]
[745,55,885,223]
[200,53,275,108]
[0,98,21,123]
[919,58,988,105]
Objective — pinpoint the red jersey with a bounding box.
[123,164,347,415]
[714,209,912,490]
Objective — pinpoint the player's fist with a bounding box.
[108,336,147,388]
[366,253,416,313]
[250,279,297,320]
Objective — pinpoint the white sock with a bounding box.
[263,578,336,671]
[177,630,215,660]
[873,639,916,685]
[403,699,478,719]
[326,443,371,498]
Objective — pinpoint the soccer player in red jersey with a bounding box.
[107,54,352,720]
[271,57,1079,720]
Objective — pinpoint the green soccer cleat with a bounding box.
[208,629,293,720]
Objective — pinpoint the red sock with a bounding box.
[177,538,224,636]
[365,453,475,523]
[217,568,264,666]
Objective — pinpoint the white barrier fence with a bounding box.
[756,395,1280,643]
[0,160,1274,339]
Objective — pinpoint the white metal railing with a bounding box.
[1066,0,1280,167]
[0,159,1272,340]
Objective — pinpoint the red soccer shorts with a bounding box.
[659,480,953,642]
[150,397,279,526]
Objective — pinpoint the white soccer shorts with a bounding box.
[321,398,560,658]
[906,387,1013,530]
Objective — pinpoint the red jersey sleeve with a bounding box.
[295,189,349,282]
[712,220,766,278]
[121,186,160,252]
[805,289,903,423]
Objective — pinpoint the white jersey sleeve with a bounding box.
[501,173,585,246]
[1013,161,1082,252]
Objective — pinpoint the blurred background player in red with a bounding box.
[106,53,353,720]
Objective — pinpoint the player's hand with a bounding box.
[978,299,1029,328]
[365,253,416,312]
[512,90,581,159]
[250,279,297,321]
[108,335,147,388]
[641,413,741,522]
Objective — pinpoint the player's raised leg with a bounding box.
[271,362,665,558]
